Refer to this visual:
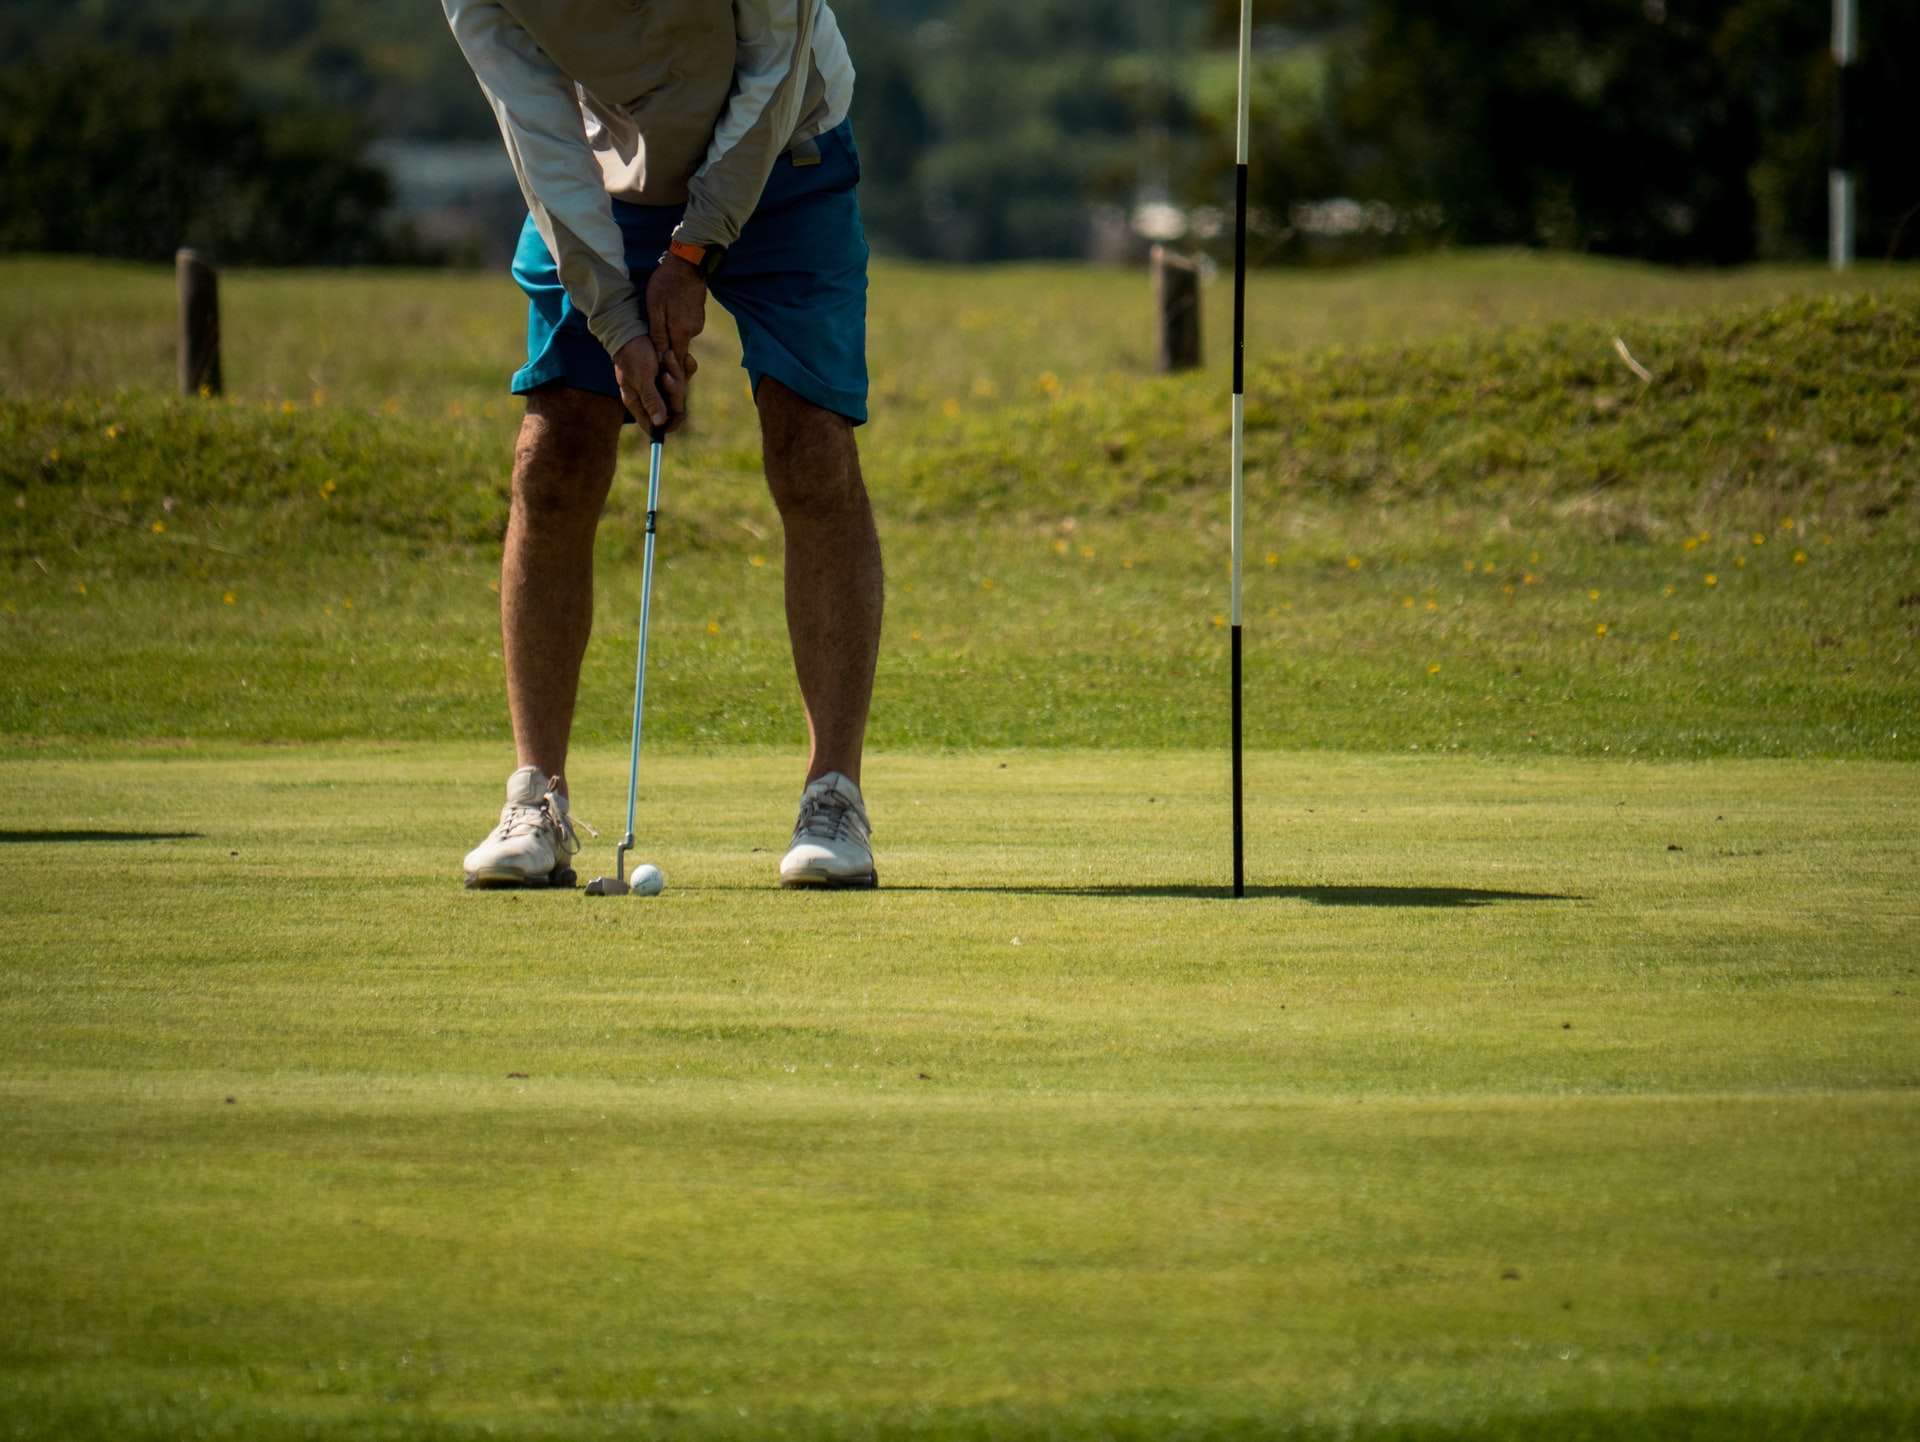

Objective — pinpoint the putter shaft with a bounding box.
[589,427,664,897]
[622,433,664,848]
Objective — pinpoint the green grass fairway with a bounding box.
[3,252,1918,1436]
[1,746,1916,1440]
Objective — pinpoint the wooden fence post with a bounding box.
[176,249,221,397]
[1152,245,1202,373]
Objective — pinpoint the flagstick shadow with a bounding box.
[878,884,1584,907]
[0,829,203,844]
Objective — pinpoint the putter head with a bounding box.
[583,837,632,898]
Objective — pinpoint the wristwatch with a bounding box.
[664,238,725,278]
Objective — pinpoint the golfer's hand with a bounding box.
[612,337,672,433]
[646,256,707,421]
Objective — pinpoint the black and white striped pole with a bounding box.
[1831,0,1858,272]
[1229,0,1250,898]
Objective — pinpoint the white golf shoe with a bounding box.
[780,771,877,889]
[462,766,586,889]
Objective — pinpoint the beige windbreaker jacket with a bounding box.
[442,0,854,360]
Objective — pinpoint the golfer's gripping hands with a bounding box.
[442,0,855,426]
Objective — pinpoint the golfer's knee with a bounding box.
[760,383,863,519]
[513,386,622,519]
[768,459,864,521]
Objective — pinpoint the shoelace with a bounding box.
[793,788,867,844]
[496,777,596,857]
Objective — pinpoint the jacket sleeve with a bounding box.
[674,0,821,252]
[442,0,646,358]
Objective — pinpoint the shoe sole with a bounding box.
[464,867,577,890]
[780,868,878,890]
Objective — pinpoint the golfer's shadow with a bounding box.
[898,883,1582,907]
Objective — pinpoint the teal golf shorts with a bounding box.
[511,119,869,425]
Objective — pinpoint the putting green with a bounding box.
[0,746,1915,1439]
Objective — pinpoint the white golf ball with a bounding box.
[631,864,665,897]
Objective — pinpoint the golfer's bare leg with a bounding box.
[759,378,882,787]
[501,385,625,791]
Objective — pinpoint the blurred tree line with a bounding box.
[0,0,1911,267]
[0,3,405,263]
[1219,0,1918,265]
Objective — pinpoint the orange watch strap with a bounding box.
[667,239,707,268]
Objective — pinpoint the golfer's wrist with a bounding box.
[593,301,649,362]
[661,237,723,280]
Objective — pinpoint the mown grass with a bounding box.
[1,254,1917,1439]
[3,258,1915,756]
[0,747,1915,1440]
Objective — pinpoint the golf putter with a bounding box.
[586,422,666,897]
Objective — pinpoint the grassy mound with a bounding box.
[2,278,1915,756]
[8,290,1913,548]
[2,395,508,572]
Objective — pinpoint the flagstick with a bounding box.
[1230,0,1250,899]
[1830,0,1858,272]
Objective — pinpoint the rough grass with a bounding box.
[3,268,1915,758]
[0,747,1915,1440]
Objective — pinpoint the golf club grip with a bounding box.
[650,422,666,445]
